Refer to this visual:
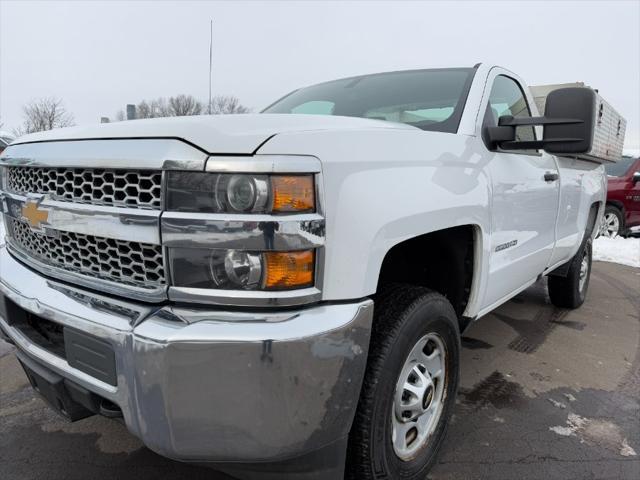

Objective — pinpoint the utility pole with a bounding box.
[208,20,213,115]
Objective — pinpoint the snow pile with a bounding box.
[593,236,640,268]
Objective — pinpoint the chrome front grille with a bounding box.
[6,167,162,210]
[7,218,165,287]
[0,138,212,302]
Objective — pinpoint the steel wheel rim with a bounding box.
[602,213,620,238]
[579,250,589,292]
[391,333,447,461]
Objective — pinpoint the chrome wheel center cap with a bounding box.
[422,383,434,410]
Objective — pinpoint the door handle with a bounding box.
[544,171,559,182]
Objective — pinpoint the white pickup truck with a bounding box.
[0,64,617,480]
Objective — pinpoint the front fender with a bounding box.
[258,130,492,304]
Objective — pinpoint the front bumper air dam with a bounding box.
[0,245,373,476]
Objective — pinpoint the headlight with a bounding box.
[216,250,262,288]
[167,172,315,214]
[226,175,267,212]
[169,248,315,291]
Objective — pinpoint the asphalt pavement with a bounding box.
[1,261,638,480]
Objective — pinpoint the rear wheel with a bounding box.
[600,205,624,238]
[346,285,460,480]
[548,239,592,309]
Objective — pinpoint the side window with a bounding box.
[484,75,536,148]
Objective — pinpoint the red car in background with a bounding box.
[601,156,640,237]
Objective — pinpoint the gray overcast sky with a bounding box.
[1,0,639,152]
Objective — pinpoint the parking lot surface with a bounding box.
[1,261,638,480]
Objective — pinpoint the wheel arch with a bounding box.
[375,224,483,326]
[587,201,603,238]
[551,202,601,277]
[605,200,626,220]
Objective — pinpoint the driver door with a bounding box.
[480,71,561,308]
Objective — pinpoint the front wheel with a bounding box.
[548,238,592,309]
[346,285,460,480]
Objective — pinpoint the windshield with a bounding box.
[605,157,636,177]
[263,68,475,133]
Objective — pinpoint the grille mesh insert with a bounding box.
[6,167,162,210]
[7,218,166,287]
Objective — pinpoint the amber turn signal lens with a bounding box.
[264,250,315,289]
[271,175,315,212]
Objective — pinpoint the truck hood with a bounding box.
[12,114,416,154]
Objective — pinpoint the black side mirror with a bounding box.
[485,87,595,153]
[633,171,640,185]
[543,88,595,155]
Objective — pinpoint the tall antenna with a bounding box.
[208,20,213,114]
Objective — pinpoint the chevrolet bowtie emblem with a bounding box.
[22,201,49,230]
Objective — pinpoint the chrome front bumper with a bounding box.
[0,245,373,463]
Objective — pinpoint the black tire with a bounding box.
[601,205,625,238]
[548,238,592,309]
[346,285,460,480]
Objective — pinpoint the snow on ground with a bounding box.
[593,236,640,268]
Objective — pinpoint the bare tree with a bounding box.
[129,96,201,119]
[15,97,74,135]
[135,98,170,119]
[135,100,152,119]
[111,100,163,122]
[169,94,203,116]
[210,95,250,114]
[111,94,248,122]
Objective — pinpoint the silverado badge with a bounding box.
[21,200,49,231]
